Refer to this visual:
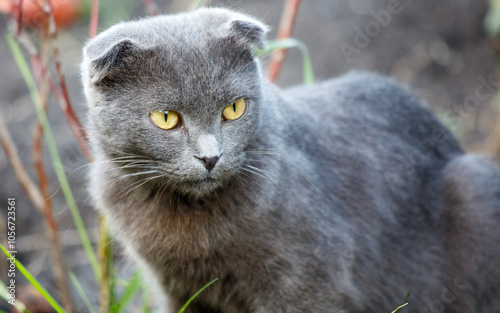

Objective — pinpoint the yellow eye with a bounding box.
[222,99,246,121]
[149,110,180,130]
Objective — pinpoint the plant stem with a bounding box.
[5,32,101,280]
[31,16,74,312]
[267,0,302,83]
[142,0,160,15]
[90,0,99,38]
[0,115,45,211]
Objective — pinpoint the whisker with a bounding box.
[153,180,172,206]
[241,167,271,181]
[97,142,151,158]
[245,149,281,155]
[246,164,273,176]
[244,157,274,164]
[118,173,169,198]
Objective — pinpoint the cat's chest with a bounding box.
[115,199,227,256]
[125,200,265,313]
[102,183,254,259]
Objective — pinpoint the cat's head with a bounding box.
[81,8,269,198]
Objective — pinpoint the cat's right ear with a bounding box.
[83,38,141,86]
[222,14,269,51]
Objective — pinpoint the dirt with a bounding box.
[0,0,497,311]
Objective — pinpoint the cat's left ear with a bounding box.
[226,16,269,50]
[82,36,144,87]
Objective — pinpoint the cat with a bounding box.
[81,7,500,313]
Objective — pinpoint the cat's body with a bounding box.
[81,8,500,313]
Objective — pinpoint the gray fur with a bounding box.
[81,8,500,313]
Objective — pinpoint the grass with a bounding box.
[0,245,65,313]
[5,31,101,280]
[69,271,98,313]
[255,38,315,85]
[1,245,218,313]
[0,279,30,313]
[1,242,219,313]
[178,279,219,313]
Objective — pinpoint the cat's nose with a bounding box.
[197,156,219,172]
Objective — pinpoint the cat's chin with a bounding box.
[175,177,225,199]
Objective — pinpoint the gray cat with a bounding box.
[81,7,500,313]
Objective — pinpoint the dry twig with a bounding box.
[89,0,99,38]
[267,0,302,82]
[43,0,91,160]
[28,4,75,312]
[0,116,45,211]
[34,126,75,313]
[84,1,113,310]
[13,30,92,160]
[142,0,160,15]
[12,0,23,35]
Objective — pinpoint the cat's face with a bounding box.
[82,8,268,198]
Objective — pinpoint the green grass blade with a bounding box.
[255,38,315,85]
[110,270,142,313]
[5,32,101,280]
[108,267,118,313]
[485,0,500,35]
[402,289,412,304]
[0,279,31,313]
[0,245,65,313]
[178,278,218,313]
[392,302,408,313]
[188,0,204,11]
[69,272,97,313]
[392,289,411,313]
[142,292,150,313]
[107,243,117,312]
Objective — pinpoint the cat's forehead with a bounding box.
[123,10,233,47]
[84,8,267,57]
[82,8,267,108]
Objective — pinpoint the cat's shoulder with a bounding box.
[283,71,446,132]
[279,71,463,157]
[285,71,423,113]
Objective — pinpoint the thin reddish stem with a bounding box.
[16,31,93,160]
[33,123,58,233]
[12,0,24,35]
[32,5,75,311]
[0,116,45,212]
[89,0,99,38]
[86,4,113,312]
[142,0,160,15]
[267,0,302,83]
[47,0,93,160]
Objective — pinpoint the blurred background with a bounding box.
[1,0,500,312]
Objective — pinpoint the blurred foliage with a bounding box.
[81,0,138,30]
[485,0,500,35]
[255,38,315,85]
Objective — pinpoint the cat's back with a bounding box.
[274,71,465,227]
[279,71,463,179]
[282,71,462,158]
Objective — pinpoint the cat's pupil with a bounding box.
[232,103,236,112]
[164,111,168,122]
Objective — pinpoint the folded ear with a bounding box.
[84,38,141,86]
[226,17,268,50]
